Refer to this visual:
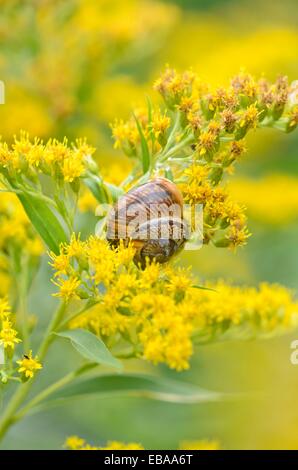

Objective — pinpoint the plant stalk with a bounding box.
[0,301,66,444]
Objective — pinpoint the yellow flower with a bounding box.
[230,140,247,158]
[0,320,21,350]
[66,233,86,259]
[64,436,144,450]
[53,276,81,301]
[17,350,42,380]
[140,261,160,287]
[198,131,217,157]
[62,156,85,182]
[166,268,193,298]
[26,141,44,167]
[0,298,11,320]
[49,251,70,277]
[111,119,139,155]
[0,133,95,183]
[51,236,298,371]
[150,110,171,142]
[239,103,260,129]
[154,67,195,107]
[64,436,86,450]
[114,240,136,267]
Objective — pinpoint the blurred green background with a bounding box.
[1,0,298,449]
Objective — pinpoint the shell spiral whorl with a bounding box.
[107,178,188,268]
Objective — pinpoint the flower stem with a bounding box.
[14,371,77,422]
[14,362,98,421]
[0,301,66,444]
[17,255,30,352]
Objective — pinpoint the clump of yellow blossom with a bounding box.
[64,435,220,450]
[17,350,42,381]
[0,320,21,351]
[50,237,298,371]
[180,165,249,249]
[111,106,170,157]
[64,436,144,451]
[0,132,95,184]
[0,298,21,356]
[197,281,298,336]
[110,69,298,256]
[0,298,41,383]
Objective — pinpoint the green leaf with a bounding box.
[55,329,122,369]
[192,285,217,293]
[146,95,155,148]
[134,114,150,174]
[83,174,109,204]
[17,193,68,254]
[146,95,153,125]
[36,373,224,411]
[84,175,124,204]
[164,167,174,181]
[105,183,124,203]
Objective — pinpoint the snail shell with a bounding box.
[107,178,188,268]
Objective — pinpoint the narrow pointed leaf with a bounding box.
[55,329,122,369]
[83,174,109,204]
[192,285,217,292]
[134,114,150,174]
[36,373,224,413]
[17,193,68,254]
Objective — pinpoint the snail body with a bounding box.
[107,178,188,268]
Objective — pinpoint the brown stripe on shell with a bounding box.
[106,177,184,241]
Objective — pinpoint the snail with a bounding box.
[106,177,189,268]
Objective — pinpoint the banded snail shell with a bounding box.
[106,178,188,268]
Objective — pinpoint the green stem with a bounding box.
[14,371,77,422]
[14,363,99,421]
[17,256,30,352]
[37,302,67,361]
[162,111,181,154]
[57,301,99,332]
[0,301,66,444]
[159,134,194,162]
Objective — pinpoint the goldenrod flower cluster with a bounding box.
[50,236,194,370]
[0,298,21,354]
[64,435,220,450]
[112,69,297,158]
[197,281,298,338]
[64,435,144,450]
[1,67,298,444]
[51,237,298,371]
[0,298,41,383]
[180,165,249,249]
[16,350,42,380]
[111,69,298,250]
[0,132,95,184]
